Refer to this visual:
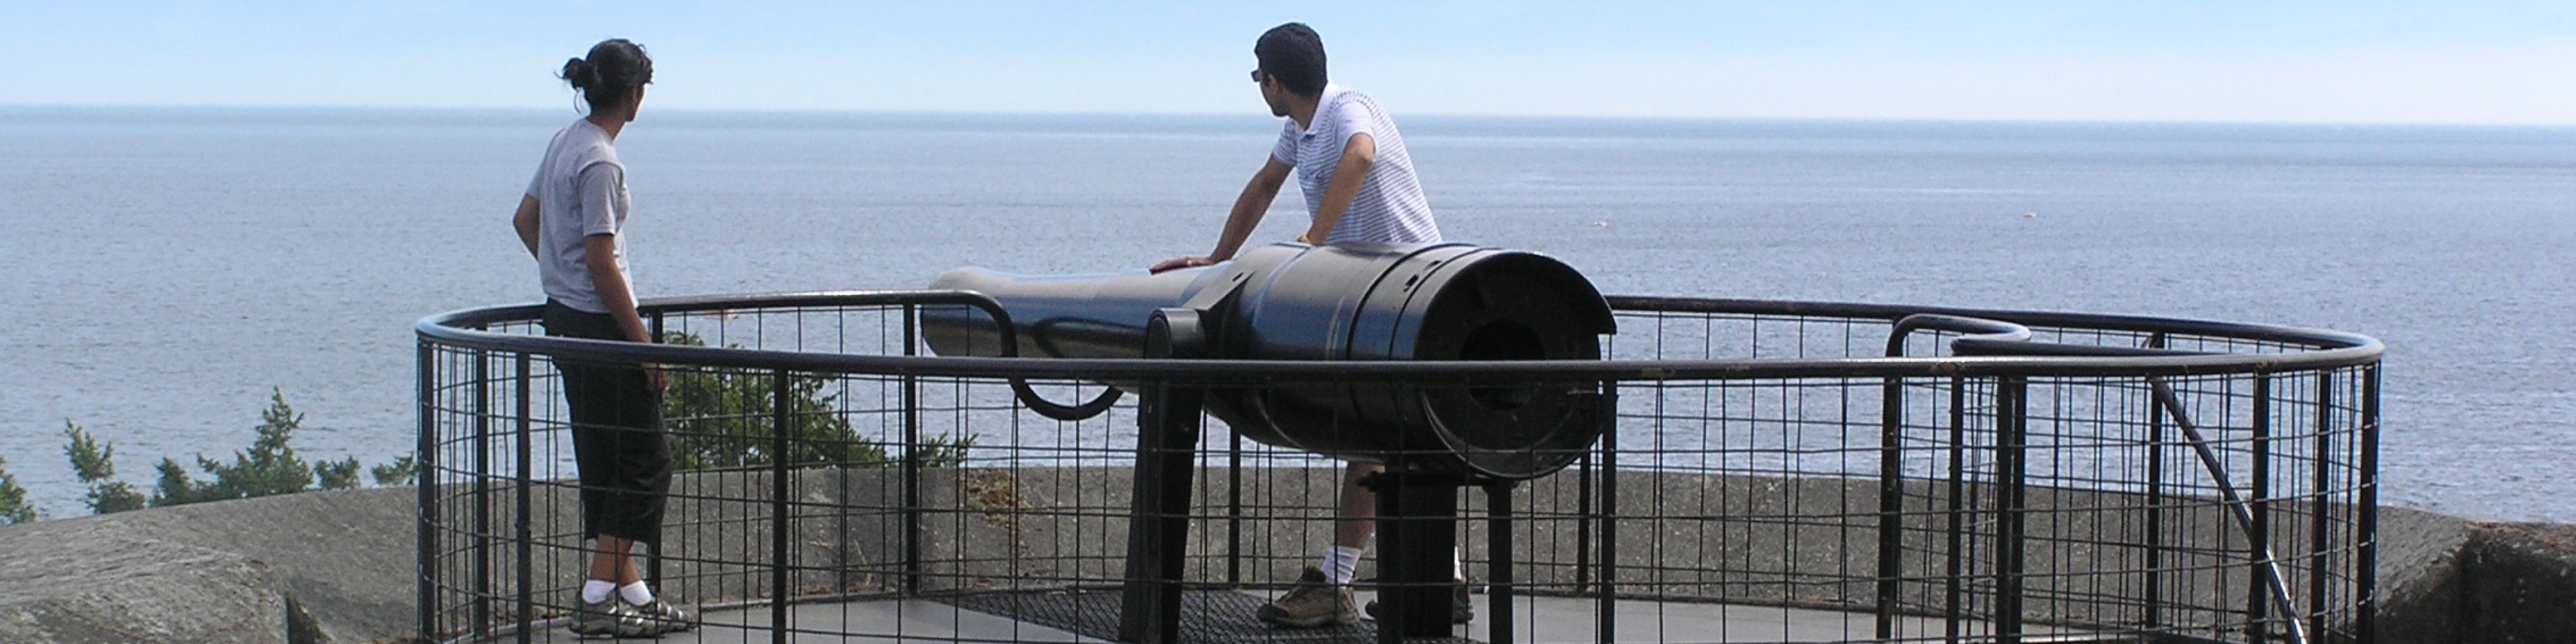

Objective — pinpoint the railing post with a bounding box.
[772,369,793,644]
[2358,365,2381,644]
[513,354,534,644]
[2309,370,2334,641]
[2145,392,2168,631]
[1226,430,1244,587]
[2249,374,2273,642]
[416,343,440,642]
[1575,451,1593,594]
[1944,377,1967,644]
[471,350,493,639]
[647,313,665,592]
[902,303,923,596]
[1486,480,1517,644]
[2145,336,2168,632]
[835,384,853,600]
[1596,396,1620,644]
[1996,375,2027,644]
[1878,374,1906,639]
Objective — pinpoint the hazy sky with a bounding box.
[9,1,2576,124]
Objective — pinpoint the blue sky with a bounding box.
[8,1,2576,124]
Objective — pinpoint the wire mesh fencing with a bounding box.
[418,292,2378,644]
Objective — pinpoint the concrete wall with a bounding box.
[0,471,2553,643]
[2374,521,2576,644]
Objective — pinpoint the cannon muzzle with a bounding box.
[924,242,1613,480]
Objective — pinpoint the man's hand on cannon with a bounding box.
[1150,256,1219,274]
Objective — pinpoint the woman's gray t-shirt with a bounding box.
[524,118,632,314]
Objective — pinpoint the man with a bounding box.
[1151,22,1461,629]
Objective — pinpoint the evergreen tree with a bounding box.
[0,455,33,525]
[152,457,215,506]
[153,388,318,506]
[370,455,419,486]
[62,421,146,514]
[316,457,361,491]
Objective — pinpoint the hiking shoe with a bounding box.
[1363,579,1473,624]
[1255,567,1358,628]
[567,598,630,637]
[569,597,682,638]
[630,598,696,632]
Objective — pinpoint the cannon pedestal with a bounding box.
[1119,310,1209,644]
[1115,307,1526,644]
[1367,464,1466,643]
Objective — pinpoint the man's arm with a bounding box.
[1151,156,1293,272]
[1301,132,1375,244]
[583,234,666,390]
[513,195,542,259]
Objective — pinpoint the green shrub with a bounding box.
[62,421,145,514]
[0,455,33,525]
[371,455,418,486]
[52,392,423,517]
[660,331,969,471]
[36,337,949,520]
[152,389,316,506]
[316,457,362,491]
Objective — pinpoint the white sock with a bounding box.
[1321,545,1365,585]
[618,582,656,606]
[582,580,616,604]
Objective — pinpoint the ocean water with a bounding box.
[3,107,2572,521]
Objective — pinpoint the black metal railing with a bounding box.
[417,291,2380,644]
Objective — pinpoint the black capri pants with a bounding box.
[544,300,674,544]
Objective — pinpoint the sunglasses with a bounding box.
[1249,70,1266,83]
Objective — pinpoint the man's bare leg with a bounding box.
[1255,462,1381,627]
[1338,461,1472,624]
[1336,462,1381,552]
[1338,462,1461,574]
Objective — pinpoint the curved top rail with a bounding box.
[1613,296,2377,355]
[417,290,2382,384]
[1886,313,2033,358]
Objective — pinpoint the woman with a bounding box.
[509,38,692,638]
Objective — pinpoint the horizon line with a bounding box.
[5,101,2574,129]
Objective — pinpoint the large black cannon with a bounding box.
[923,242,1616,481]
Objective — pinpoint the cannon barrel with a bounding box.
[923,242,1614,480]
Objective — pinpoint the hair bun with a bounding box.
[560,57,596,88]
[561,39,650,113]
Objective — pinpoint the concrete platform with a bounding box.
[506,589,2102,643]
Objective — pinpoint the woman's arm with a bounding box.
[583,233,665,390]
[513,195,542,258]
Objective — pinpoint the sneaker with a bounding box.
[569,597,681,638]
[630,598,696,632]
[567,598,631,637]
[1255,567,1358,629]
[1363,579,1473,624]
